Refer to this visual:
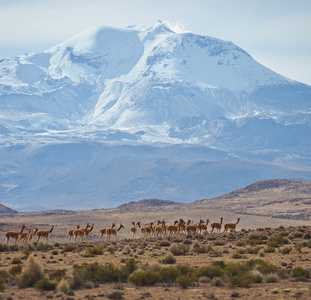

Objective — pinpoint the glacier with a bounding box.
[0,21,310,211]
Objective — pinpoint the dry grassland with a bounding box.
[0,208,310,299]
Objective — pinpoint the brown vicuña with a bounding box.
[36,225,54,243]
[74,224,89,243]
[211,217,223,233]
[99,223,116,240]
[223,218,240,233]
[68,225,80,243]
[4,224,26,244]
[84,223,94,240]
[107,224,124,240]
[130,222,137,239]
[19,225,32,244]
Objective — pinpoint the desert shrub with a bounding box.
[169,244,188,256]
[11,256,22,264]
[267,235,289,247]
[72,262,126,289]
[191,241,205,253]
[211,276,225,287]
[171,236,183,243]
[193,265,224,280]
[264,246,276,253]
[122,245,131,255]
[237,248,246,254]
[205,244,213,253]
[159,267,180,284]
[9,264,23,276]
[245,259,278,275]
[247,239,260,246]
[183,239,192,245]
[246,246,261,254]
[0,243,9,252]
[49,269,66,282]
[264,273,279,283]
[0,270,8,291]
[177,264,193,276]
[8,244,19,251]
[232,252,242,259]
[107,246,115,254]
[176,274,194,289]
[236,240,246,247]
[148,262,162,272]
[293,231,303,238]
[129,270,160,286]
[122,258,138,274]
[159,240,171,247]
[23,244,35,257]
[248,232,262,240]
[57,278,70,294]
[292,267,310,279]
[83,246,104,257]
[35,278,57,291]
[198,276,210,283]
[281,246,292,254]
[303,232,311,239]
[161,253,176,264]
[61,245,77,252]
[36,242,51,251]
[249,270,264,283]
[51,250,59,255]
[18,254,44,288]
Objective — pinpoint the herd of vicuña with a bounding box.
[3,218,240,244]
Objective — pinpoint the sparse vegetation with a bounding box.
[0,213,310,299]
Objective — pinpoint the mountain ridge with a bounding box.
[1,179,310,220]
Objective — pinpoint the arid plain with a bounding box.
[0,179,310,299]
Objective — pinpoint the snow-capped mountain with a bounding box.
[0,21,310,211]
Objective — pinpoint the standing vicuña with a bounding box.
[211,218,223,234]
[223,218,240,233]
[5,225,26,244]
[36,225,54,243]
[107,224,124,240]
[130,222,137,239]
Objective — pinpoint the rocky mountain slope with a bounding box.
[0,21,310,211]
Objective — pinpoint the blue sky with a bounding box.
[1,0,310,85]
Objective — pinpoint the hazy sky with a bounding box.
[1,0,310,85]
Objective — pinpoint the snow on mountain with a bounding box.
[0,21,310,211]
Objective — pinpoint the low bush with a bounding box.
[161,253,176,264]
[9,264,23,276]
[57,278,70,294]
[61,245,77,253]
[292,267,310,279]
[72,262,127,289]
[11,256,22,264]
[36,242,51,251]
[129,270,160,287]
[0,243,9,252]
[159,267,180,284]
[82,246,104,257]
[35,278,57,291]
[264,273,279,283]
[281,246,292,254]
[0,270,8,291]
[176,274,194,289]
[49,269,66,282]
[159,240,171,247]
[169,244,188,256]
[18,254,44,288]
[122,258,138,274]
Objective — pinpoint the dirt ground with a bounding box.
[0,210,311,299]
